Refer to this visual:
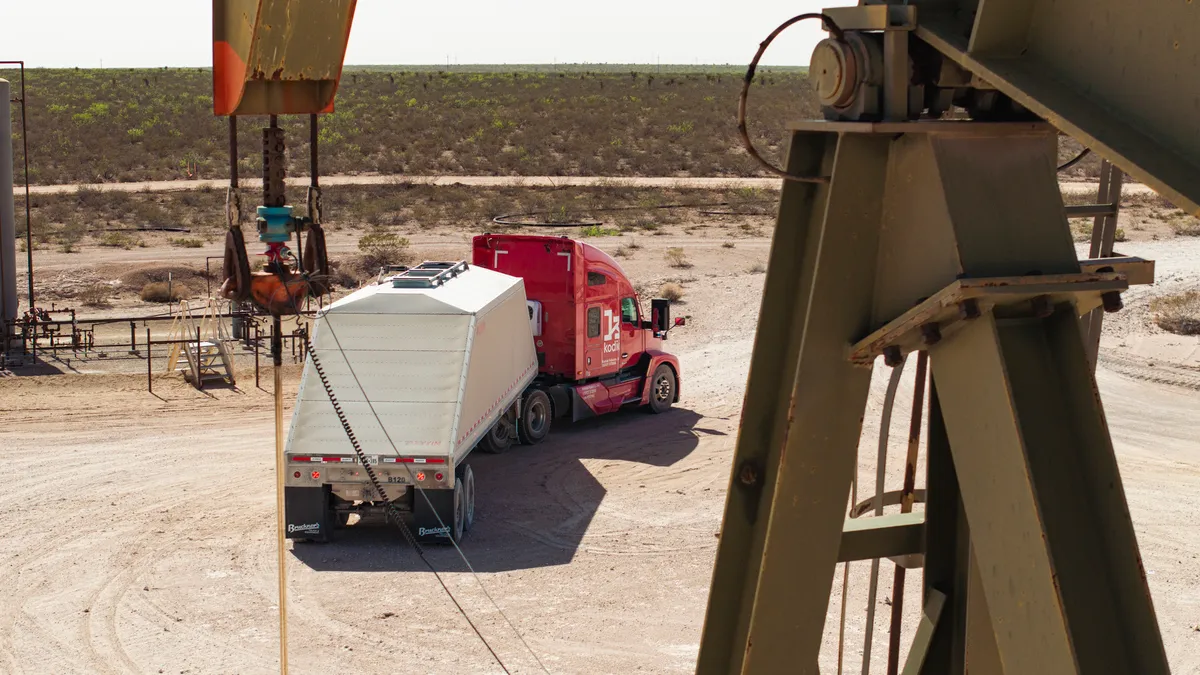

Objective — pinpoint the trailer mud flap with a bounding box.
[285,485,332,543]
[412,488,455,544]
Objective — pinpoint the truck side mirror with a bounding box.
[651,298,671,335]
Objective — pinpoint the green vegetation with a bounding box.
[580,224,620,237]
[353,226,413,279]
[98,231,145,249]
[4,66,818,184]
[17,183,774,245]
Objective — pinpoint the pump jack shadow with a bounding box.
[290,406,705,573]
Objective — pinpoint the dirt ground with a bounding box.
[3,194,1200,674]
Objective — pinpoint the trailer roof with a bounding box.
[321,263,523,316]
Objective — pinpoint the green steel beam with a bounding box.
[838,512,926,563]
[910,1,1200,215]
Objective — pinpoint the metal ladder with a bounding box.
[165,299,237,388]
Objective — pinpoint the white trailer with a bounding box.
[283,261,539,543]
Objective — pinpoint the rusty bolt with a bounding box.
[1102,291,1124,313]
[920,323,942,346]
[1031,295,1054,319]
[883,345,904,368]
[738,461,759,488]
[958,298,981,320]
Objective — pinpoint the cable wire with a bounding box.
[739,14,842,184]
[1058,147,1090,172]
[276,274,534,673]
[307,310,551,674]
[302,329,514,673]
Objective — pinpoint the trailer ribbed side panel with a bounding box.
[286,264,536,465]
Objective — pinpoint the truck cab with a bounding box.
[473,234,682,420]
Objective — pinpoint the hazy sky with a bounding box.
[6,1,853,68]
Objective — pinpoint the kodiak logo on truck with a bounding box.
[602,309,621,363]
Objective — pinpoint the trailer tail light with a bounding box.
[435,472,444,481]
[311,470,321,480]
[293,471,301,478]
[416,472,426,482]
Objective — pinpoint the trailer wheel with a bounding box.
[452,478,466,543]
[460,465,476,531]
[519,390,552,445]
[480,420,514,454]
[648,364,676,414]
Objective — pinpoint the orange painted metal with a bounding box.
[212,0,357,116]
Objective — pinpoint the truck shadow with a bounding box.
[291,406,707,573]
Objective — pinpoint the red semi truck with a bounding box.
[285,234,683,543]
[473,234,684,449]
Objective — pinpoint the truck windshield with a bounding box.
[621,297,638,324]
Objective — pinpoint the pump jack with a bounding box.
[213,0,352,315]
[699,3,1197,674]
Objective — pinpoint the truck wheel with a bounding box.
[519,390,552,445]
[648,364,676,414]
[480,420,514,454]
[460,465,476,531]
[452,478,466,543]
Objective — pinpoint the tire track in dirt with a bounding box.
[1100,349,1200,391]
[0,403,273,674]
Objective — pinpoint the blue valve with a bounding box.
[257,205,295,244]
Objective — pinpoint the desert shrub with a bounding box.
[348,228,414,281]
[625,239,642,249]
[1170,214,1200,237]
[659,282,685,303]
[613,246,631,258]
[121,265,209,293]
[665,247,691,268]
[358,227,411,263]
[325,260,361,289]
[98,231,144,249]
[1151,291,1200,335]
[140,281,187,303]
[170,237,205,248]
[722,241,736,249]
[78,284,113,307]
[747,262,767,274]
[58,221,87,252]
[580,224,619,237]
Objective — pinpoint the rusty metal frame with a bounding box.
[1080,158,1127,370]
[909,1,1200,215]
[213,0,357,116]
[699,119,1166,674]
